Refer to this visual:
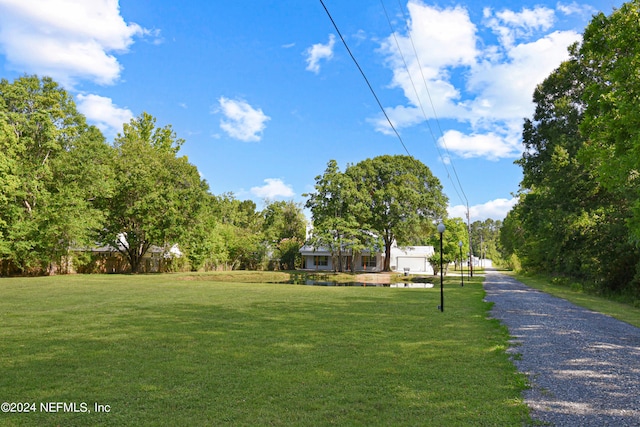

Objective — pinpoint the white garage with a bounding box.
[396,256,428,272]
[390,245,434,274]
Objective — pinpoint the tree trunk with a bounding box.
[384,238,392,271]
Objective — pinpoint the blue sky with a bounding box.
[0,0,622,221]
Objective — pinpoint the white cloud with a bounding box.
[217,97,270,142]
[305,34,336,73]
[466,30,580,124]
[484,6,555,47]
[76,93,133,136]
[557,2,596,17]
[439,129,521,161]
[0,0,150,86]
[376,2,580,160]
[449,197,518,221]
[250,178,295,199]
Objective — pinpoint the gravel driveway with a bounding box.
[483,269,640,426]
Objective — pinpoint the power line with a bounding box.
[379,0,466,207]
[318,0,411,157]
[388,0,469,207]
[384,0,474,274]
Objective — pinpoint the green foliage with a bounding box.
[580,1,640,241]
[426,218,469,272]
[99,112,208,273]
[276,237,303,270]
[304,159,372,272]
[183,194,307,272]
[305,156,447,272]
[504,2,640,295]
[262,200,306,244]
[261,200,307,270]
[470,218,502,263]
[0,75,112,273]
[346,155,448,271]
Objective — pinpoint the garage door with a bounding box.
[396,257,426,272]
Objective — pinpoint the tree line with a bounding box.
[500,0,640,300]
[1,75,502,276]
[0,75,306,274]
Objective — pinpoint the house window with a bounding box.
[362,255,377,268]
[315,256,329,267]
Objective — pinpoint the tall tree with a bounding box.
[100,112,207,273]
[346,155,448,271]
[262,200,307,270]
[304,160,369,272]
[428,217,469,270]
[0,75,112,273]
[262,200,307,244]
[470,219,502,263]
[504,9,639,290]
[183,193,267,271]
[579,1,640,242]
[516,54,633,282]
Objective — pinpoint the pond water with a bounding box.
[278,280,434,288]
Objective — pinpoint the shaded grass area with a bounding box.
[0,273,529,426]
[508,272,640,329]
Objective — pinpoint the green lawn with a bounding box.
[0,272,529,426]
[508,272,640,328]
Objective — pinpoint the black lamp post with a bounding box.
[458,241,464,287]
[437,223,445,312]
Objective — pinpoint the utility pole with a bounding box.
[467,206,473,278]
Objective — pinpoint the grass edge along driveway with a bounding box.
[0,273,530,426]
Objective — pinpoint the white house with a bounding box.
[300,241,435,274]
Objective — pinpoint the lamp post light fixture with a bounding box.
[437,222,445,312]
[458,241,464,287]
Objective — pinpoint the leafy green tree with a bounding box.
[504,12,639,290]
[470,219,502,264]
[304,160,369,272]
[0,75,112,273]
[181,193,221,271]
[427,217,468,274]
[215,196,265,270]
[262,200,306,270]
[262,200,306,244]
[346,155,447,271]
[99,112,207,273]
[499,203,525,271]
[276,237,303,270]
[184,193,267,271]
[579,1,640,241]
[524,57,617,278]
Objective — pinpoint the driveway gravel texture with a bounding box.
[483,270,640,426]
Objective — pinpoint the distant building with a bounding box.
[300,241,435,274]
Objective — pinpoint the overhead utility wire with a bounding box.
[318,0,411,157]
[393,0,469,206]
[379,0,465,207]
[391,0,474,276]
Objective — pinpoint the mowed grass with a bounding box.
[0,273,529,426]
[508,272,640,328]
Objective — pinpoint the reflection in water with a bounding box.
[278,280,434,288]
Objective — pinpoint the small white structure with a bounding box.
[391,245,435,275]
[300,241,434,274]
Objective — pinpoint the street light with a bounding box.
[458,241,464,287]
[437,222,445,312]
